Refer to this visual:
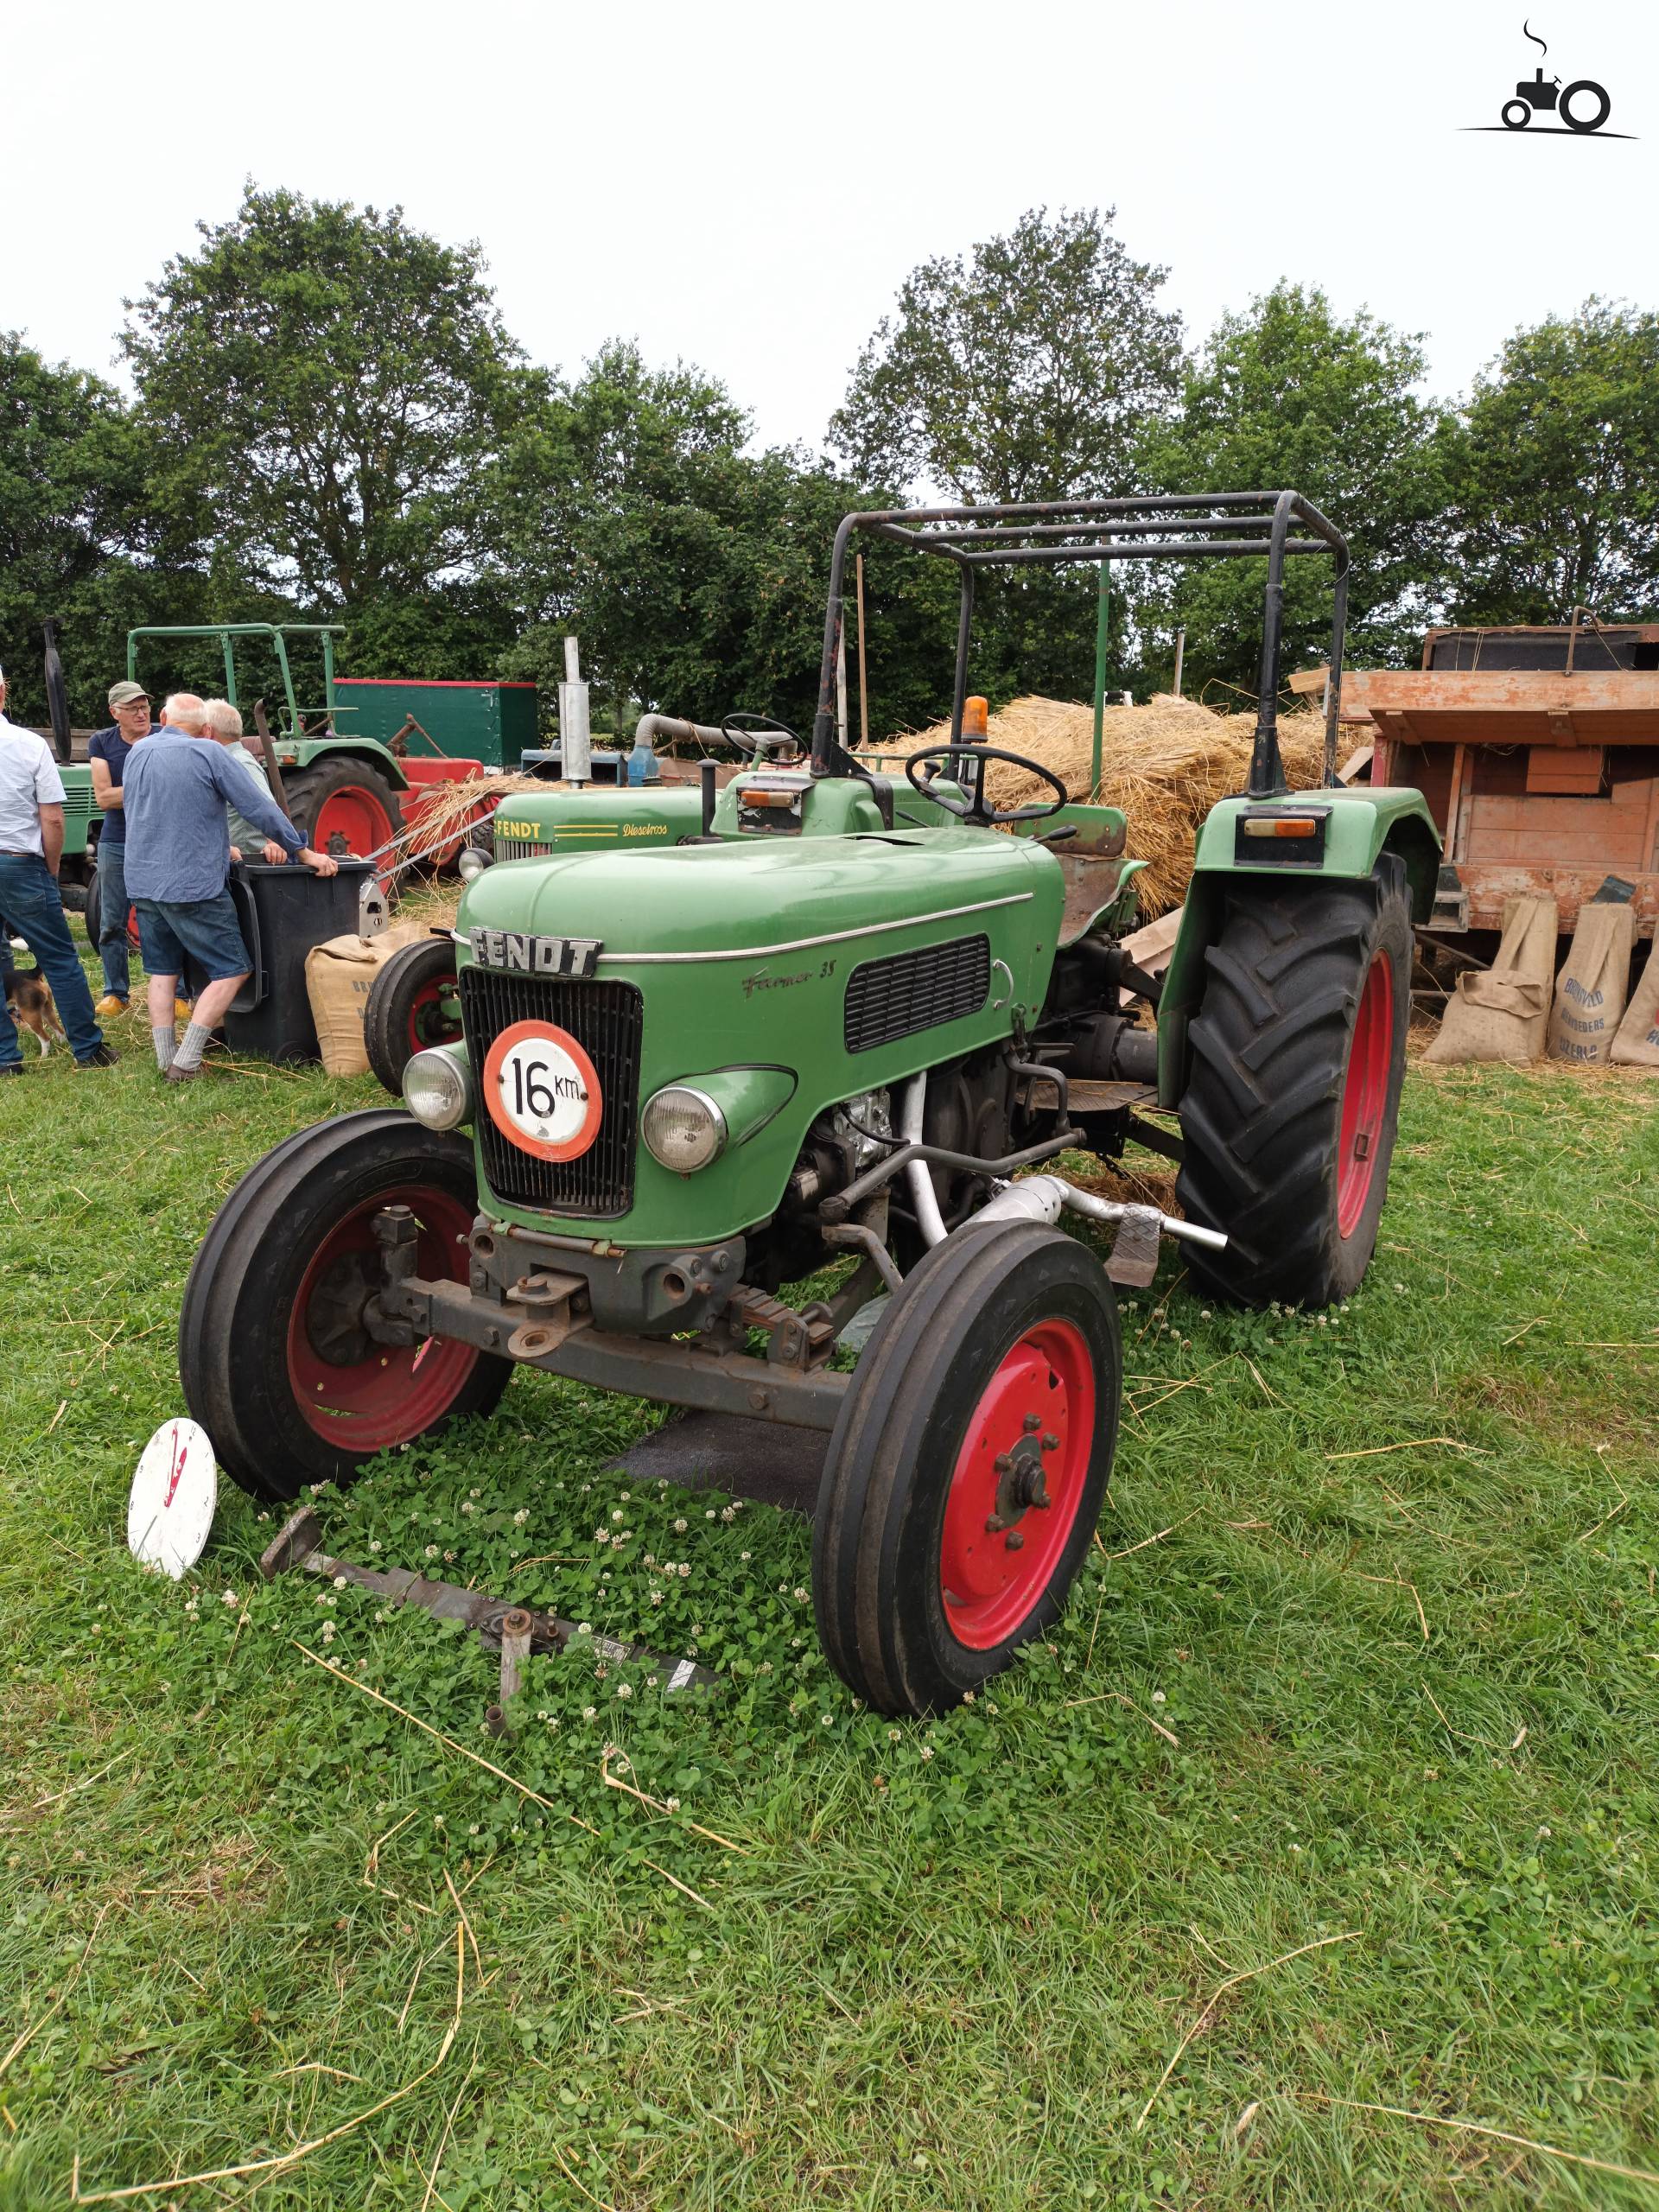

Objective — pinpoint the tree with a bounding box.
[1147,283,1459,695]
[123,186,525,626]
[499,343,960,737]
[1451,298,1659,623]
[0,334,164,725]
[830,207,1182,505]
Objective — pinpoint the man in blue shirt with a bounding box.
[86,679,155,1015]
[124,692,338,1080]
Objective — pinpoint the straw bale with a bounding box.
[901,694,1327,918]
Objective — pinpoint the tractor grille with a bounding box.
[493,833,554,861]
[63,787,92,828]
[461,967,643,1217]
[843,934,990,1053]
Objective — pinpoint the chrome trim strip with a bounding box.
[594,893,1033,966]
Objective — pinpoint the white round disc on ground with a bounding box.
[127,1418,219,1580]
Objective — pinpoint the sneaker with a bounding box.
[94,994,129,1019]
[75,1043,120,1068]
[162,1062,200,1083]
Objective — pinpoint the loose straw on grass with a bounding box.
[294,1643,713,1910]
[1136,1930,1362,2130]
[71,1923,467,2203]
[1297,2092,1659,2189]
[600,1748,751,1853]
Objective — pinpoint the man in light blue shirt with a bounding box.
[124,692,338,1080]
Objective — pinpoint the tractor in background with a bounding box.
[181,493,1440,1716]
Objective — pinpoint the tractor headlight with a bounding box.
[641,1085,728,1174]
[457,843,493,884]
[404,1046,473,1131]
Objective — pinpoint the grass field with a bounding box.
[2,971,1657,2209]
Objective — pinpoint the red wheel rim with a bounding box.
[1337,952,1394,1238]
[405,976,461,1057]
[313,787,394,861]
[939,1317,1096,1650]
[286,1184,479,1450]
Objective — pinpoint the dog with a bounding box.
[3,968,67,1057]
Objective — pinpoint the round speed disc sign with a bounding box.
[482,1020,604,1161]
[128,1417,219,1580]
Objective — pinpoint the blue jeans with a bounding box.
[0,854,103,1065]
[95,840,131,1000]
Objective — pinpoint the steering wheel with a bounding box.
[721,711,804,763]
[904,743,1069,827]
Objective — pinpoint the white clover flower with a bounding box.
[674,1517,688,1534]
[650,1590,664,1605]
[919,1745,933,1761]
[582,1706,597,1721]
[461,1501,474,1515]
[665,1796,681,1813]
[678,1563,690,1579]
[612,1508,624,1523]
[705,1509,716,1520]
[443,1551,455,1564]
[513,1509,529,1525]
[721,1506,736,1523]
[820,1713,833,1726]
[740,1550,751,1561]
[594,1528,609,1542]
[1151,1690,1166,1705]
[222,1589,239,1606]
[369,1540,382,1554]
[644,1553,656,1567]
[616,1682,632,1700]
[424,1545,438,1560]
[792,1587,809,1603]
[468,1823,480,1836]
[887,1726,902,1742]
[578,1622,592,1636]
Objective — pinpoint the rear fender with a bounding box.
[276,737,410,793]
[1154,786,1440,1106]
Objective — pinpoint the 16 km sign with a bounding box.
[482,1020,604,1161]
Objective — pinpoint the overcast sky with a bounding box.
[9,0,1654,454]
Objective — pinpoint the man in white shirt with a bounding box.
[0,665,117,1071]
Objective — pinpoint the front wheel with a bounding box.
[1501,98,1531,128]
[812,1223,1121,1716]
[364,938,461,1096]
[179,1110,510,1500]
[1175,856,1412,1308]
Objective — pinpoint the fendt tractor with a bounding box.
[181,495,1440,1717]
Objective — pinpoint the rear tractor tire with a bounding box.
[283,757,404,877]
[1175,855,1412,1308]
[812,1223,1121,1716]
[179,1109,510,1501]
[365,938,461,1096]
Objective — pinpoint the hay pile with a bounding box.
[900,694,1327,918]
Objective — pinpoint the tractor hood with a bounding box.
[459,826,1065,968]
[454,828,1067,1249]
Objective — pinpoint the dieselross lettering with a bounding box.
[468,929,602,979]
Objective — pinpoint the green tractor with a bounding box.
[125,623,413,860]
[180,495,1440,1716]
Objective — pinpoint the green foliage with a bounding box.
[1145,283,1461,697]
[1451,296,1659,623]
[0,334,167,725]
[830,207,1182,505]
[499,343,960,735]
[122,185,526,620]
[3,978,1658,2207]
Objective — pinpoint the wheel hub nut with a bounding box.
[1005,1530,1024,1551]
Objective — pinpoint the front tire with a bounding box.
[365,938,461,1096]
[1175,856,1412,1308]
[812,1224,1120,1716]
[179,1110,510,1500]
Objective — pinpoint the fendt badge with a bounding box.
[467,929,602,979]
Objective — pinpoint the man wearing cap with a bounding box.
[0,664,117,1072]
[86,679,155,1016]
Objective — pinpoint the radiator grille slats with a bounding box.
[461,968,642,1216]
[843,935,990,1053]
[493,835,553,861]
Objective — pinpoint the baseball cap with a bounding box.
[108,680,150,709]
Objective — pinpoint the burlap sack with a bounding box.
[1548,902,1637,1065]
[1425,895,1558,1065]
[1611,950,1659,1069]
[305,923,432,1077]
